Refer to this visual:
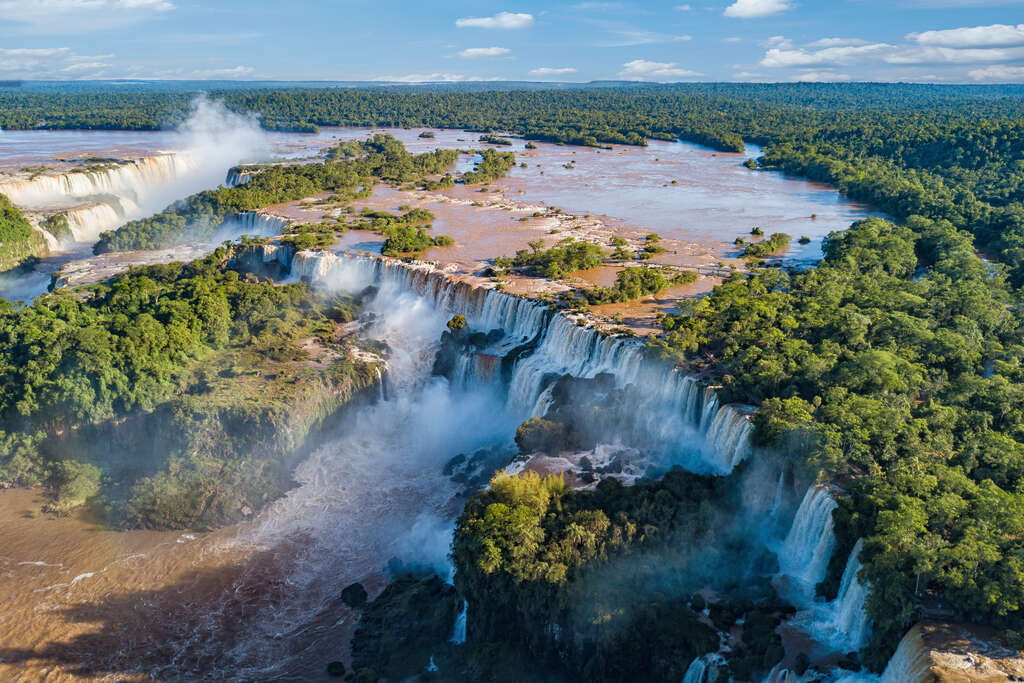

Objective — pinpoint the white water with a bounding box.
[0,98,269,248]
[804,538,872,652]
[777,485,838,604]
[284,249,756,475]
[450,601,467,644]
[683,652,726,683]
[879,625,931,683]
[190,256,518,677]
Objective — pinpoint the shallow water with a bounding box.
[0,126,880,679]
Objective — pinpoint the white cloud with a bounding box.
[724,0,793,18]
[190,65,256,79]
[619,59,702,80]
[0,0,173,32]
[602,30,691,46]
[529,67,578,77]
[761,43,891,66]
[724,36,744,42]
[967,64,1024,80]
[455,12,534,29]
[457,47,512,58]
[761,41,1024,67]
[907,23,1024,48]
[763,35,794,49]
[0,47,114,78]
[572,2,623,8]
[792,70,852,82]
[807,37,869,48]
[376,73,500,83]
[675,3,692,9]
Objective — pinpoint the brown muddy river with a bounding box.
[0,126,878,681]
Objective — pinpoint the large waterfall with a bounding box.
[281,248,756,475]
[0,154,198,246]
[777,486,838,601]
[0,154,196,209]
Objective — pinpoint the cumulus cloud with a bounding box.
[620,59,702,80]
[907,23,1024,48]
[724,0,793,18]
[0,47,114,78]
[455,11,534,29]
[457,47,511,58]
[0,0,173,32]
[676,3,692,9]
[967,64,1024,80]
[761,41,1024,67]
[529,66,578,77]
[807,37,869,48]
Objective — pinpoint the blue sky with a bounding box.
[0,1,1022,83]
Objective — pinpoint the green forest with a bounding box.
[2,83,1024,678]
[0,247,379,528]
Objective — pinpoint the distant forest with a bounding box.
[4,83,1024,675]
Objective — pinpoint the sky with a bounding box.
[0,0,1023,83]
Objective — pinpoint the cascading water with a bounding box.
[777,486,838,604]
[683,652,726,683]
[878,626,933,683]
[805,538,872,652]
[450,601,468,644]
[281,248,756,475]
[0,154,196,211]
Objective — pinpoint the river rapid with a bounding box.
[0,127,881,681]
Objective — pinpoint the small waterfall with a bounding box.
[879,625,932,683]
[226,166,256,187]
[777,486,838,603]
[702,405,753,473]
[808,539,872,652]
[212,211,290,242]
[770,470,786,517]
[273,249,757,476]
[450,601,467,644]
[683,653,725,683]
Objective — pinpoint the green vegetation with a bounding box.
[0,193,49,272]
[495,238,604,278]
[650,215,1024,668]
[480,134,513,146]
[461,149,516,185]
[585,266,697,304]
[0,247,379,528]
[742,232,791,258]
[94,135,459,253]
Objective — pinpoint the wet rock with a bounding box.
[341,582,368,609]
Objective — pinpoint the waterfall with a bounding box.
[777,486,838,603]
[0,153,196,209]
[450,601,467,644]
[807,539,872,652]
[211,211,290,242]
[879,626,932,683]
[770,470,786,517]
[226,166,256,187]
[683,653,725,683]
[270,248,757,475]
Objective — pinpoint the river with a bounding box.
[0,127,880,681]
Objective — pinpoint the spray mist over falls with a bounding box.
[0,98,269,247]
